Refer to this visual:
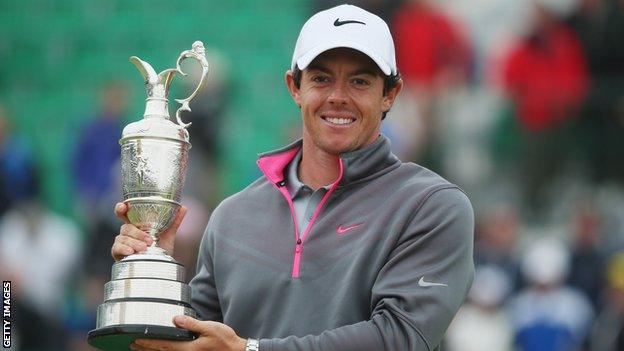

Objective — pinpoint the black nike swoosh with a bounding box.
[333,18,366,27]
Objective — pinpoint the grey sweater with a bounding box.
[189,135,474,351]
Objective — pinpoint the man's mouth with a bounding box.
[322,116,356,125]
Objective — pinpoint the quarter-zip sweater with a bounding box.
[190,135,475,351]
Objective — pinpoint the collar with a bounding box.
[286,148,332,198]
[285,148,305,197]
[256,134,400,189]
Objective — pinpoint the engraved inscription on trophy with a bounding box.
[87,41,209,350]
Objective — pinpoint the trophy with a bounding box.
[87,41,209,351]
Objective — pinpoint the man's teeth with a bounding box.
[325,117,354,125]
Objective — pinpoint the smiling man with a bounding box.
[114,5,474,351]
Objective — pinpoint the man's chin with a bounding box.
[317,141,357,156]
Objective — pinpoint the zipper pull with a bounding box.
[295,238,302,253]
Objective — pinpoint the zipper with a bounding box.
[260,153,345,279]
[293,238,303,277]
[284,159,344,278]
[274,184,302,276]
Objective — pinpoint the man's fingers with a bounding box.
[112,241,134,255]
[120,224,153,244]
[114,202,131,224]
[129,343,149,351]
[112,233,145,261]
[129,341,160,351]
[133,339,186,351]
[111,224,153,261]
[111,242,134,261]
[116,235,149,252]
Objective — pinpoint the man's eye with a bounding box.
[312,76,330,83]
[352,78,370,86]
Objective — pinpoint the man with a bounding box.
[113,5,474,351]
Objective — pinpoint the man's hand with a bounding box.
[111,202,187,261]
[129,316,247,351]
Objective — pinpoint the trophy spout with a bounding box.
[130,56,171,118]
[130,56,158,86]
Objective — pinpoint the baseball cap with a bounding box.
[291,4,397,76]
[521,237,570,285]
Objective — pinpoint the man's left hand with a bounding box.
[130,315,247,351]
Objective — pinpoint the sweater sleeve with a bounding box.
[259,187,475,351]
[189,218,223,322]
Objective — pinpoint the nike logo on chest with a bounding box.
[336,223,364,235]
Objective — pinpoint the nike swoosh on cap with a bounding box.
[336,223,363,235]
[333,18,366,27]
[418,277,448,287]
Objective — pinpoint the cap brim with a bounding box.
[295,41,393,76]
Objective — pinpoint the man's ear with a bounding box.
[382,78,403,112]
[285,70,302,107]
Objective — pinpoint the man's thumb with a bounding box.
[173,315,203,333]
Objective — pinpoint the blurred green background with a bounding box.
[0,0,309,218]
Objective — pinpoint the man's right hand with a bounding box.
[111,202,187,261]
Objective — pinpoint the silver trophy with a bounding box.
[87,41,209,351]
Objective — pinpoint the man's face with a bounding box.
[286,48,401,155]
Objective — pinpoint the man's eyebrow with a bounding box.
[350,68,379,77]
[306,63,331,73]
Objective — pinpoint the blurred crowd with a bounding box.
[1,0,623,350]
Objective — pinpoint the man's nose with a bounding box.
[327,82,348,105]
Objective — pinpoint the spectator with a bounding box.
[568,205,606,309]
[72,81,127,299]
[509,237,594,351]
[502,0,587,132]
[569,0,624,184]
[0,169,82,351]
[66,82,129,351]
[389,0,472,166]
[72,81,126,223]
[475,205,522,292]
[393,0,472,92]
[0,105,36,216]
[446,265,514,351]
[498,0,589,211]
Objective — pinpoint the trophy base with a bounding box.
[87,324,196,351]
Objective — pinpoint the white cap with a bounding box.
[291,4,397,76]
[521,237,570,286]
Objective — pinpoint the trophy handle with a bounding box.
[173,41,210,128]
